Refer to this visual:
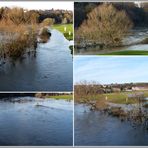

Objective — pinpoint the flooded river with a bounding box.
[75,104,148,146]
[0,29,73,91]
[75,28,148,55]
[0,97,73,146]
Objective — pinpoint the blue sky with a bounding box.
[74,56,148,84]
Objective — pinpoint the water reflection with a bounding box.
[0,97,73,146]
[0,29,73,91]
[75,104,148,146]
[75,28,148,55]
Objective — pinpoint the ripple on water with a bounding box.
[0,29,73,91]
[75,104,148,146]
[0,97,73,146]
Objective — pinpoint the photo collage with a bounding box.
[0,1,148,147]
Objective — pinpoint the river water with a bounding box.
[75,28,148,55]
[0,29,73,91]
[0,97,73,146]
[75,104,148,146]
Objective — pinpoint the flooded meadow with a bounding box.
[75,104,148,146]
[0,97,73,146]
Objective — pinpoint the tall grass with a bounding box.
[0,20,38,59]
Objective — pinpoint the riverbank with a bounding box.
[0,93,73,101]
[0,24,73,91]
[0,23,73,61]
[75,104,148,146]
[75,28,148,55]
[75,90,148,128]
[101,50,148,55]
[75,90,148,104]
[52,24,73,41]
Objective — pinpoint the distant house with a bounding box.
[102,83,148,93]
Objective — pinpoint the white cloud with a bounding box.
[74,57,148,84]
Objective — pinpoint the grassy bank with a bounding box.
[0,23,73,60]
[101,91,148,104]
[101,50,148,55]
[52,24,73,40]
[75,90,148,104]
[48,94,73,100]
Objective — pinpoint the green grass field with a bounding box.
[95,90,148,104]
[77,90,148,104]
[52,24,73,40]
[48,95,73,100]
[100,50,148,55]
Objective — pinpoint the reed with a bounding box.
[0,21,38,59]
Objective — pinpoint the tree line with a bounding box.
[0,7,73,25]
[75,2,148,28]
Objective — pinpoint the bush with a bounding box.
[76,4,133,46]
[5,7,26,25]
[141,37,148,44]
[74,81,103,103]
[5,37,27,58]
[41,18,55,26]
[38,27,51,43]
[0,23,38,59]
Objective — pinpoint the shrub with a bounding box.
[141,37,148,44]
[41,18,55,26]
[0,22,38,59]
[76,4,133,46]
[38,27,51,43]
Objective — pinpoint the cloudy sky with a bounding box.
[0,1,73,10]
[74,56,148,84]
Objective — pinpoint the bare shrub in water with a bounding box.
[38,27,51,43]
[0,22,38,59]
[76,4,133,46]
[0,6,40,59]
[74,81,103,103]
